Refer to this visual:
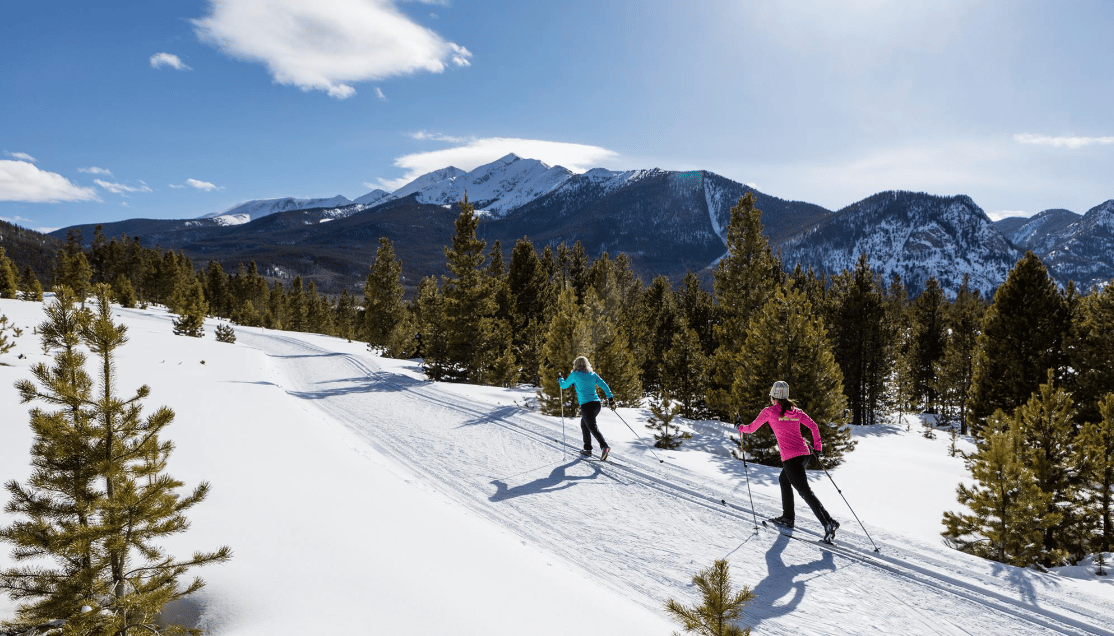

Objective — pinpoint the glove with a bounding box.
[607,397,616,410]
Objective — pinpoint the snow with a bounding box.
[2,296,1113,636]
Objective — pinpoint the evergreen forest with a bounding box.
[2,193,1112,572]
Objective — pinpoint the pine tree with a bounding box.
[933,275,985,434]
[708,193,782,418]
[941,412,1057,567]
[641,275,681,394]
[0,312,22,356]
[0,246,19,299]
[2,286,231,634]
[215,323,237,343]
[439,196,512,384]
[665,559,754,636]
[676,271,716,357]
[334,288,358,342]
[172,279,208,338]
[363,237,407,348]
[734,286,852,467]
[826,254,891,426]
[1078,394,1114,557]
[112,272,138,308]
[416,275,450,381]
[2,288,96,627]
[903,277,948,414]
[506,237,556,385]
[1012,371,1083,565]
[537,286,588,415]
[20,266,44,302]
[968,252,1070,435]
[1066,282,1114,427]
[56,245,93,306]
[646,394,691,449]
[661,323,710,419]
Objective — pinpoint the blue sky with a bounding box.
[2,0,1112,233]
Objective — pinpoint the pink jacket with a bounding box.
[738,405,822,461]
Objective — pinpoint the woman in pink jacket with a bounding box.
[738,381,839,542]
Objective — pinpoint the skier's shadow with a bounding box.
[741,532,835,628]
[489,459,609,502]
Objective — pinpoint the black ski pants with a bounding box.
[580,401,609,451]
[779,455,832,527]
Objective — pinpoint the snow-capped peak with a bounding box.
[200,196,353,222]
[407,153,574,218]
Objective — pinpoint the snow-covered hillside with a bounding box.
[200,196,354,223]
[780,191,1019,296]
[407,153,574,217]
[2,297,1112,636]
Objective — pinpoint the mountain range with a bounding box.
[47,153,1114,297]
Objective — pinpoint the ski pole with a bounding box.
[735,415,760,531]
[560,384,566,458]
[610,407,665,463]
[811,447,880,553]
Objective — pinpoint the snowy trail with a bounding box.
[241,330,1114,636]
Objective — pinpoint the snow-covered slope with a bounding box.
[201,196,353,223]
[998,208,1082,250]
[352,189,393,206]
[2,297,1111,636]
[780,191,1019,296]
[408,153,575,217]
[390,166,467,200]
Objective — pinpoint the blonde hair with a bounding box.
[572,356,592,373]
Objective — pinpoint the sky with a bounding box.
[2,0,1112,233]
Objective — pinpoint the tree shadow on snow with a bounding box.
[739,532,835,629]
[489,459,612,502]
[455,404,523,430]
[280,372,427,399]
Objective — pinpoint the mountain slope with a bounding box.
[779,191,1019,296]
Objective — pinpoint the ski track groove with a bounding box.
[242,331,1113,636]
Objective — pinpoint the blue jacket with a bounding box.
[559,370,614,405]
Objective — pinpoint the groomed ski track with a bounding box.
[242,329,1113,636]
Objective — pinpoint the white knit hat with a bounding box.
[769,381,790,400]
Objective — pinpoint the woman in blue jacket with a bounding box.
[558,355,615,460]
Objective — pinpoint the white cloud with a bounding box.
[376,136,619,191]
[186,178,220,191]
[3,151,36,162]
[193,0,472,99]
[94,179,153,194]
[78,166,113,175]
[1014,133,1114,149]
[375,87,387,101]
[0,160,100,203]
[985,209,1031,222]
[150,52,192,71]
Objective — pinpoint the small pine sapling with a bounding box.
[665,559,754,636]
[1095,552,1107,576]
[948,428,962,457]
[646,394,691,449]
[215,323,237,343]
[0,313,22,356]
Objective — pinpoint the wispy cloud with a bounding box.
[78,166,113,175]
[94,179,153,194]
[192,0,471,99]
[1014,133,1114,149]
[186,178,220,191]
[376,135,619,191]
[3,151,36,162]
[0,160,100,203]
[150,52,192,71]
[374,87,387,101]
